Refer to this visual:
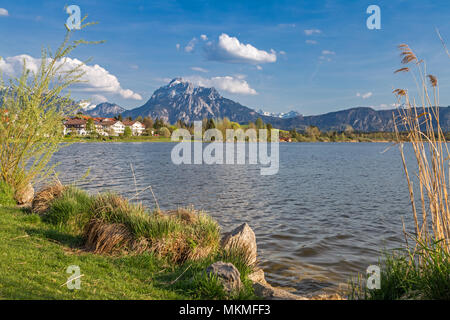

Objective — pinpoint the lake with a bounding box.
[51,142,415,294]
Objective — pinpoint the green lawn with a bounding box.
[0,205,255,300]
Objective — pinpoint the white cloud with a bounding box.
[185,38,197,53]
[176,43,181,51]
[205,33,277,64]
[256,65,263,70]
[200,34,208,41]
[322,50,335,55]
[0,8,8,17]
[356,92,373,99]
[319,56,331,62]
[90,94,108,104]
[279,50,286,55]
[304,29,321,35]
[190,66,208,73]
[305,40,317,45]
[369,103,399,110]
[185,75,257,95]
[278,23,296,28]
[0,55,142,100]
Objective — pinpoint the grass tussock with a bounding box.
[84,218,135,254]
[32,181,65,214]
[41,188,221,264]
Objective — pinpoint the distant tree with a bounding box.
[143,116,154,128]
[206,118,216,130]
[231,122,241,130]
[124,126,132,137]
[136,116,143,123]
[126,116,132,121]
[256,117,264,129]
[289,128,298,139]
[158,127,171,138]
[86,118,96,134]
[344,124,354,135]
[154,118,164,130]
[118,114,123,121]
[306,125,321,137]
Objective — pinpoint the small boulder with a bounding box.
[248,268,267,284]
[206,261,242,294]
[15,183,34,205]
[221,223,257,266]
[252,282,308,300]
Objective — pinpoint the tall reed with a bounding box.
[393,44,450,254]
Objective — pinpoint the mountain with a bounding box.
[122,78,260,123]
[257,109,301,119]
[83,78,450,132]
[84,102,126,118]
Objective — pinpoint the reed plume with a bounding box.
[393,45,450,255]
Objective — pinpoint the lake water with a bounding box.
[51,142,416,294]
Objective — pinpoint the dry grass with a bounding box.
[84,218,134,254]
[83,193,220,262]
[31,181,65,214]
[393,44,450,254]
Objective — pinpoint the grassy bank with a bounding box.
[0,186,256,300]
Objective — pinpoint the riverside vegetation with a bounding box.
[0,182,257,299]
[0,23,258,300]
[349,43,450,300]
[66,114,411,143]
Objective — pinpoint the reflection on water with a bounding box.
[51,142,415,294]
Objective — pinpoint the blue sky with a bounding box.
[0,0,450,115]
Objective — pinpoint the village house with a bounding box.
[63,118,88,136]
[122,120,145,136]
[63,116,149,137]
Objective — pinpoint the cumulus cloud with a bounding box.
[191,66,208,73]
[176,43,181,51]
[200,34,208,41]
[185,38,197,53]
[305,40,317,45]
[256,65,263,70]
[304,29,321,35]
[356,92,373,99]
[205,33,276,64]
[0,55,142,100]
[0,8,8,16]
[185,75,257,95]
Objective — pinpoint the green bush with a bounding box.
[158,127,171,138]
[0,180,16,207]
